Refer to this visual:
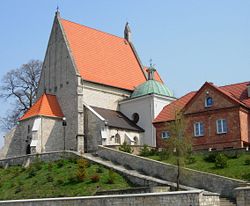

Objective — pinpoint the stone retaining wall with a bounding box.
[0,190,219,206]
[0,151,78,168]
[97,146,249,198]
[235,187,250,206]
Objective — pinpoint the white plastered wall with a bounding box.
[119,94,175,147]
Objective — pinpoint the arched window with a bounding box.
[205,97,213,107]
[133,136,138,145]
[132,113,139,123]
[115,133,121,144]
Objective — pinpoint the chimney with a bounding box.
[124,22,132,42]
[247,83,250,97]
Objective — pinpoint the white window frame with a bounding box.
[205,96,213,108]
[216,119,227,134]
[161,131,170,139]
[193,122,204,137]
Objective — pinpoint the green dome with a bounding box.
[131,80,173,98]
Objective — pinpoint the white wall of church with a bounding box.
[41,117,64,152]
[119,95,154,146]
[103,128,141,146]
[154,95,175,117]
[119,94,174,147]
[82,81,131,110]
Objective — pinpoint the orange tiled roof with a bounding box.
[154,81,250,123]
[60,19,148,91]
[219,81,250,108]
[153,92,196,123]
[19,94,64,121]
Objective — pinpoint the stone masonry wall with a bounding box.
[0,190,219,206]
[84,107,104,152]
[235,187,250,206]
[37,14,79,151]
[97,146,249,198]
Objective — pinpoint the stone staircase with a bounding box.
[82,153,195,191]
[220,197,236,206]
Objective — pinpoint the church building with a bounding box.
[0,12,175,158]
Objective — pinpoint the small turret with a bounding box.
[124,22,132,42]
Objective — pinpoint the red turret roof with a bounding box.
[19,94,64,121]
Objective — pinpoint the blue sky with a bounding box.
[0,0,250,147]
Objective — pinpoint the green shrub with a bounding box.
[68,157,78,164]
[56,179,64,186]
[225,151,240,159]
[47,163,53,172]
[90,174,100,183]
[215,153,228,169]
[185,155,196,165]
[76,159,88,182]
[96,166,104,173]
[242,172,250,181]
[67,175,77,183]
[119,142,134,153]
[27,167,36,178]
[107,169,115,184]
[15,185,23,194]
[245,157,250,165]
[204,153,217,163]
[139,144,151,157]
[33,156,43,171]
[47,175,54,182]
[56,160,65,168]
[159,149,169,161]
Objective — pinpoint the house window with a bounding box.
[194,122,204,137]
[205,97,213,107]
[28,125,31,133]
[161,131,170,139]
[216,119,227,134]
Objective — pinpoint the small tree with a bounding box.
[164,111,192,190]
[119,141,134,153]
[76,158,88,182]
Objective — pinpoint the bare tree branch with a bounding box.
[0,59,42,131]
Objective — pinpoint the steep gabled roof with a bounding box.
[154,81,250,123]
[60,18,149,91]
[19,94,64,121]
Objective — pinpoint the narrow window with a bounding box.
[193,122,204,137]
[161,131,170,139]
[115,133,121,144]
[216,119,227,134]
[28,125,31,133]
[133,136,138,145]
[205,97,213,107]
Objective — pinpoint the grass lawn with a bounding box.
[0,158,132,200]
[147,152,250,181]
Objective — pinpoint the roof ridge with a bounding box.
[61,18,125,41]
[219,81,250,88]
[36,93,46,114]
